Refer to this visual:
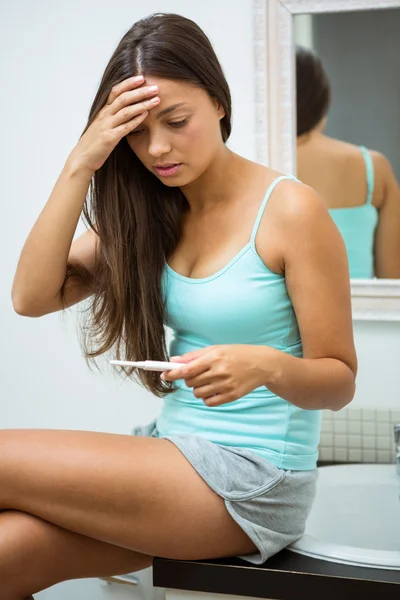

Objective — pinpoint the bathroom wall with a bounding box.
[0,1,255,599]
[319,320,400,463]
[321,319,400,464]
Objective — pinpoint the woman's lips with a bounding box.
[154,164,182,176]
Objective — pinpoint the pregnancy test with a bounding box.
[110,359,186,371]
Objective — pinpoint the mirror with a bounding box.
[294,9,400,280]
[253,0,400,319]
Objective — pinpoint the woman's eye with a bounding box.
[127,118,188,138]
[169,119,188,128]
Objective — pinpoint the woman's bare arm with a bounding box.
[373,152,400,278]
[260,180,357,411]
[12,76,161,318]
[12,160,96,317]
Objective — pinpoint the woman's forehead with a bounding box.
[142,76,205,102]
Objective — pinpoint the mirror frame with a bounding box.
[252,0,400,321]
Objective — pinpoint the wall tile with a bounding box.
[318,407,399,465]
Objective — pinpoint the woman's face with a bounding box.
[125,77,226,187]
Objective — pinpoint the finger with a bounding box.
[160,367,186,382]
[113,110,149,138]
[106,75,144,106]
[184,371,212,388]
[109,84,159,118]
[203,393,225,407]
[179,358,212,381]
[112,95,160,129]
[192,384,218,399]
[161,359,206,382]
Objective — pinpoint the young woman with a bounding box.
[296,45,400,279]
[7,14,357,599]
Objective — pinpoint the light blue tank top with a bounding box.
[328,146,378,278]
[157,175,322,471]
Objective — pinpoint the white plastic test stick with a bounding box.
[110,359,186,371]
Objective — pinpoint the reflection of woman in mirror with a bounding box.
[296,46,400,279]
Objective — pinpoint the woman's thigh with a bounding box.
[0,509,153,598]
[0,429,256,560]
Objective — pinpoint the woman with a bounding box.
[7,14,357,599]
[296,45,400,279]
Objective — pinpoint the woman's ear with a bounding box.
[213,97,226,120]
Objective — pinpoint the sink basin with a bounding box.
[288,463,400,570]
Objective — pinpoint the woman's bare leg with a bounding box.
[0,428,256,597]
[1,509,152,599]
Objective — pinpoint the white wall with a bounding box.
[1,0,255,432]
[0,1,254,598]
[352,321,399,409]
[293,14,314,49]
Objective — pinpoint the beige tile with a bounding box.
[377,436,390,451]
[348,449,362,462]
[348,435,361,449]
[362,409,376,421]
[333,448,348,462]
[362,436,376,449]
[333,420,347,434]
[377,423,391,437]
[362,449,376,462]
[390,409,400,422]
[319,447,333,461]
[348,408,362,421]
[334,434,347,448]
[362,422,376,436]
[377,451,391,463]
[320,432,333,446]
[348,421,361,434]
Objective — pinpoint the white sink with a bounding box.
[288,463,400,570]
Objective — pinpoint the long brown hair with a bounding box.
[62,13,232,397]
[296,45,331,136]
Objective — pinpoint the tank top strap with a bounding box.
[250,175,297,246]
[360,145,374,205]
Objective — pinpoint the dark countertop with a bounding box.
[153,461,399,598]
[153,549,400,599]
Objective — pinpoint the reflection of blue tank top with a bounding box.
[158,175,322,471]
[328,146,378,278]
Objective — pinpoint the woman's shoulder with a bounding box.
[317,135,362,156]
[253,164,344,274]
[368,149,395,180]
[244,160,324,221]
[318,138,392,179]
[264,172,331,237]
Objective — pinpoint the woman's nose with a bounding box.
[148,132,172,158]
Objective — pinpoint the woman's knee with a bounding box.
[0,509,152,597]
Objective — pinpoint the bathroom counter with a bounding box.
[153,549,400,599]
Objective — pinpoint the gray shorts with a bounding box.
[131,419,317,565]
